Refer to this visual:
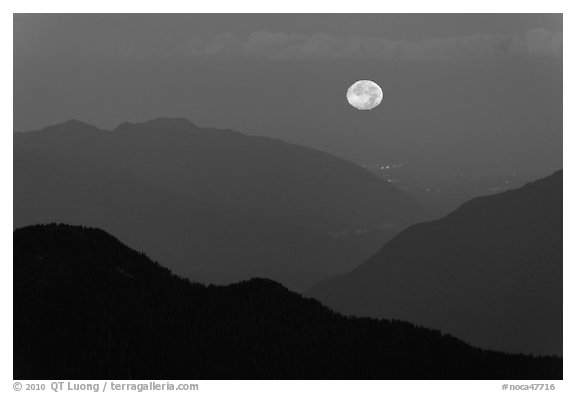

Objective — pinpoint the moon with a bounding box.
[346,80,383,110]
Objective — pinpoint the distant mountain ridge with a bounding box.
[14,118,424,290]
[13,224,561,379]
[308,171,562,355]
[15,117,417,230]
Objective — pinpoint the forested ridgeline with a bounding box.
[14,224,562,380]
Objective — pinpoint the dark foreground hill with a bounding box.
[309,171,562,356]
[14,118,423,290]
[14,224,561,379]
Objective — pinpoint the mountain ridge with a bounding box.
[13,223,562,380]
[14,118,424,290]
[308,170,562,355]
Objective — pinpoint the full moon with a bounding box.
[346,80,383,110]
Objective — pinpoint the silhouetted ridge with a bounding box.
[14,118,424,290]
[115,117,194,132]
[14,224,561,380]
[232,277,290,291]
[19,119,103,136]
[309,170,562,356]
[14,224,173,280]
[113,117,241,139]
[447,169,561,220]
[58,119,99,129]
[115,117,198,130]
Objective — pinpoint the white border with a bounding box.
[4,1,570,13]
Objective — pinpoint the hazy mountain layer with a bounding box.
[14,118,423,290]
[309,171,562,355]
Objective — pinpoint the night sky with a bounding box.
[14,14,562,175]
